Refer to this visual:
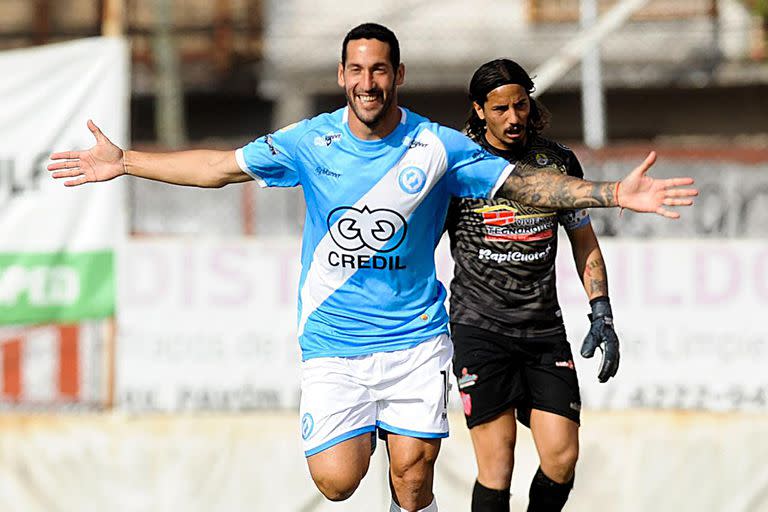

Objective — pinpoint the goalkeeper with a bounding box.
[445,59,619,512]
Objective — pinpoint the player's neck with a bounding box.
[347,105,402,141]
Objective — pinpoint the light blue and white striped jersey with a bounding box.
[236,107,514,360]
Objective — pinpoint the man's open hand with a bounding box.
[618,152,698,218]
[48,120,124,186]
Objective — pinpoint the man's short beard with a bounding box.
[346,84,396,129]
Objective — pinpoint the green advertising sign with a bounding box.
[0,250,114,326]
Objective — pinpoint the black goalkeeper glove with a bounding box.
[580,297,620,383]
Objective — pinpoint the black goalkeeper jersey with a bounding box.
[446,134,586,338]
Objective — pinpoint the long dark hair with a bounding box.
[465,59,550,142]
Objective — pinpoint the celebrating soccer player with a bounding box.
[49,24,696,512]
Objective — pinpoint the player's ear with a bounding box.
[337,62,345,88]
[473,101,485,121]
[395,63,405,86]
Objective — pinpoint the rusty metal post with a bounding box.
[153,0,188,148]
[214,0,234,75]
[33,0,51,45]
[101,0,126,37]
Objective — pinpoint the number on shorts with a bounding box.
[440,370,449,410]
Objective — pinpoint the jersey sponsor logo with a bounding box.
[398,166,427,195]
[314,166,341,178]
[301,413,314,440]
[313,132,342,147]
[485,227,553,242]
[328,206,406,252]
[473,205,556,241]
[328,252,406,270]
[478,246,552,264]
[261,134,279,155]
[556,359,575,370]
[470,148,493,161]
[474,204,517,226]
[327,206,408,270]
[458,367,478,389]
[402,136,428,149]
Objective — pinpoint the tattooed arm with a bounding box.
[497,151,698,218]
[499,164,618,209]
[566,225,608,300]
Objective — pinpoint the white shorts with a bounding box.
[299,334,452,457]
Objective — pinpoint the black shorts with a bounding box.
[451,323,581,429]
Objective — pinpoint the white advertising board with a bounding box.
[117,237,768,412]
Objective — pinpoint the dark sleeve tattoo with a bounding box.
[499,163,618,208]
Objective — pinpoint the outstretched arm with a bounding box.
[48,120,251,188]
[498,152,697,218]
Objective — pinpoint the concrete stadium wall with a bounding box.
[1,411,766,512]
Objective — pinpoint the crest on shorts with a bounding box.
[301,413,314,440]
[458,367,478,389]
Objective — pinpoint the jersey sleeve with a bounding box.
[556,148,592,230]
[437,126,513,199]
[234,120,309,188]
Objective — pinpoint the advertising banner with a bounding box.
[0,37,129,326]
[117,237,768,413]
[117,239,302,411]
[0,37,127,408]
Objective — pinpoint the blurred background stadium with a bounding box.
[0,1,767,510]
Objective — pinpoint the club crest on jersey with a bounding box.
[398,166,427,195]
[301,413,314,440]
[535,153,550,166]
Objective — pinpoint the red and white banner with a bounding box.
[0,322,108,408]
